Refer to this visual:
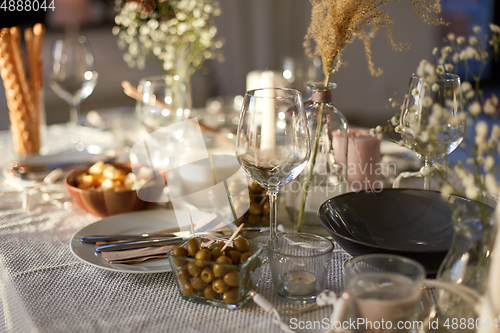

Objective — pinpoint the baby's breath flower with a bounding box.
[465,186,480,200]
[431,83,439,92]
[395,125,402,133]
[369,128,376,137]
[461,81,472,92]
[476,121,489,140]
[485,174,499,196]
[423,96,433,107]
[447,33,455,41]
[452,53,460,63]
[457,36,466,44]
[473,26,481,34]
[375,125,382,132]
[432,47,438,56]
[444,64,453,72]
[391,116,398,126]
[491,24,500,33]
[436,65,445,74]
[484,99,497,115]
[469,36,478,46]
[469,101,482,116]
[440,184,453,199]
[484,156,495,172]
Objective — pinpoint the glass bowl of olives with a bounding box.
[229,180,272,231]
[167,235,265,309]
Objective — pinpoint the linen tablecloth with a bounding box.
[0,125,348,333]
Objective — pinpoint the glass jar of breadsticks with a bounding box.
[0,24,46,157]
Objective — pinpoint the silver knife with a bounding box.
[95,237,184,252]
[80,232,188,243]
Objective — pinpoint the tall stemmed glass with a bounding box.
[400,73,465,189]
[50,35,98,150]
[236,88,311,238]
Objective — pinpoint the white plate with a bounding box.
[70,209,212,273]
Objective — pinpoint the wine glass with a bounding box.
[400,73,465,189]
[235,88,311,238]
[50,35,98,150]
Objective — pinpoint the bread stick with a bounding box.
[0,28,37,155]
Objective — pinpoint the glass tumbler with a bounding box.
[267,233,333,302]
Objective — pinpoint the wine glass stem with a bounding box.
[424,158,432,190]
[69,102,80,127]
[269,191,278,239]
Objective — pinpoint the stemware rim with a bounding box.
[266,232,334,258]
[245,87,301,98]
[409,72,461,83]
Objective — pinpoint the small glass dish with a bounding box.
[167,235,266,309]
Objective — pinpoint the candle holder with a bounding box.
[266,233,333,302]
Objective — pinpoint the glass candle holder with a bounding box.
[343,254,425,332]
[267,233,333,302]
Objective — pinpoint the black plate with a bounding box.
[317,189,483,274]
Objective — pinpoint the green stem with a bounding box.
[296,74,332,232]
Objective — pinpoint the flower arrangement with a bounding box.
[373,24,500,206]
[112,0,224,79]
[296,0,446,232]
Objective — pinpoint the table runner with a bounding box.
[0,125,348,333]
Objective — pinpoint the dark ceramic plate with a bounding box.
[317,189,486,274]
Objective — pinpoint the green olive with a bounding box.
[172,246,188,266]
[233,236,250,253]
[248,202,263,215]
[201,267,215,283]
[223,288,241,305]
[185,237,200,257]
[214,255,232,277]
[249,182,264,194]
[223,246,234,254]
[190,275,208,290]
[209,241,225,251]
[223,270,240,287]
[186,262,202,276]
[228,250,242,265]
[247,215,261,225]
[204,285,218,300]
[239,252,251,264]
[183,282,195,297]
[261,215,270,227]
[194,249,212,267]
[176,266,190,283]
[212,278,230,293]
[211,247,223,261]
[262,201,270,215]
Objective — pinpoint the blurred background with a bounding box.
[0,0,498,131]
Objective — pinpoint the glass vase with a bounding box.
[285,82,348,234]
[436,199,495,319]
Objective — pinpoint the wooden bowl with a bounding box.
[64,164,164,218]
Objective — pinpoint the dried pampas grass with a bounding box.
[304,0,447,79]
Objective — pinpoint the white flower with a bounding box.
[391,116,398,126]
[411,88,419,97]
[423,96,433,107]
[452,53,460,63]
[441,184,453,199]
[432,47,439,56]
[444,64,454,72]
[465,186,480,200]
[419,131,429,142]
[476,121,489,139]
[491,24,500,33]
[469,101,482,116]
[369,128,376,137]
[375,125,382,132]
[431,83,439,92]
[469,36,478,46]
[436,65,445,74]
[395,125,402,133]
[461,81,472,92]
[485,174,499,196]
[447,33,455,41]
[465,90,475,100]
[484,99,496,115]
[484,156,495,172]
[473,26,481,34]
[457,36,466,44]
[420,165,432,176]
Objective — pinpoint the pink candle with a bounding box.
[347,128,382,190]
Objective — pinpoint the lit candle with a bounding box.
[259,71,276,159]
[283,270,317,296]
